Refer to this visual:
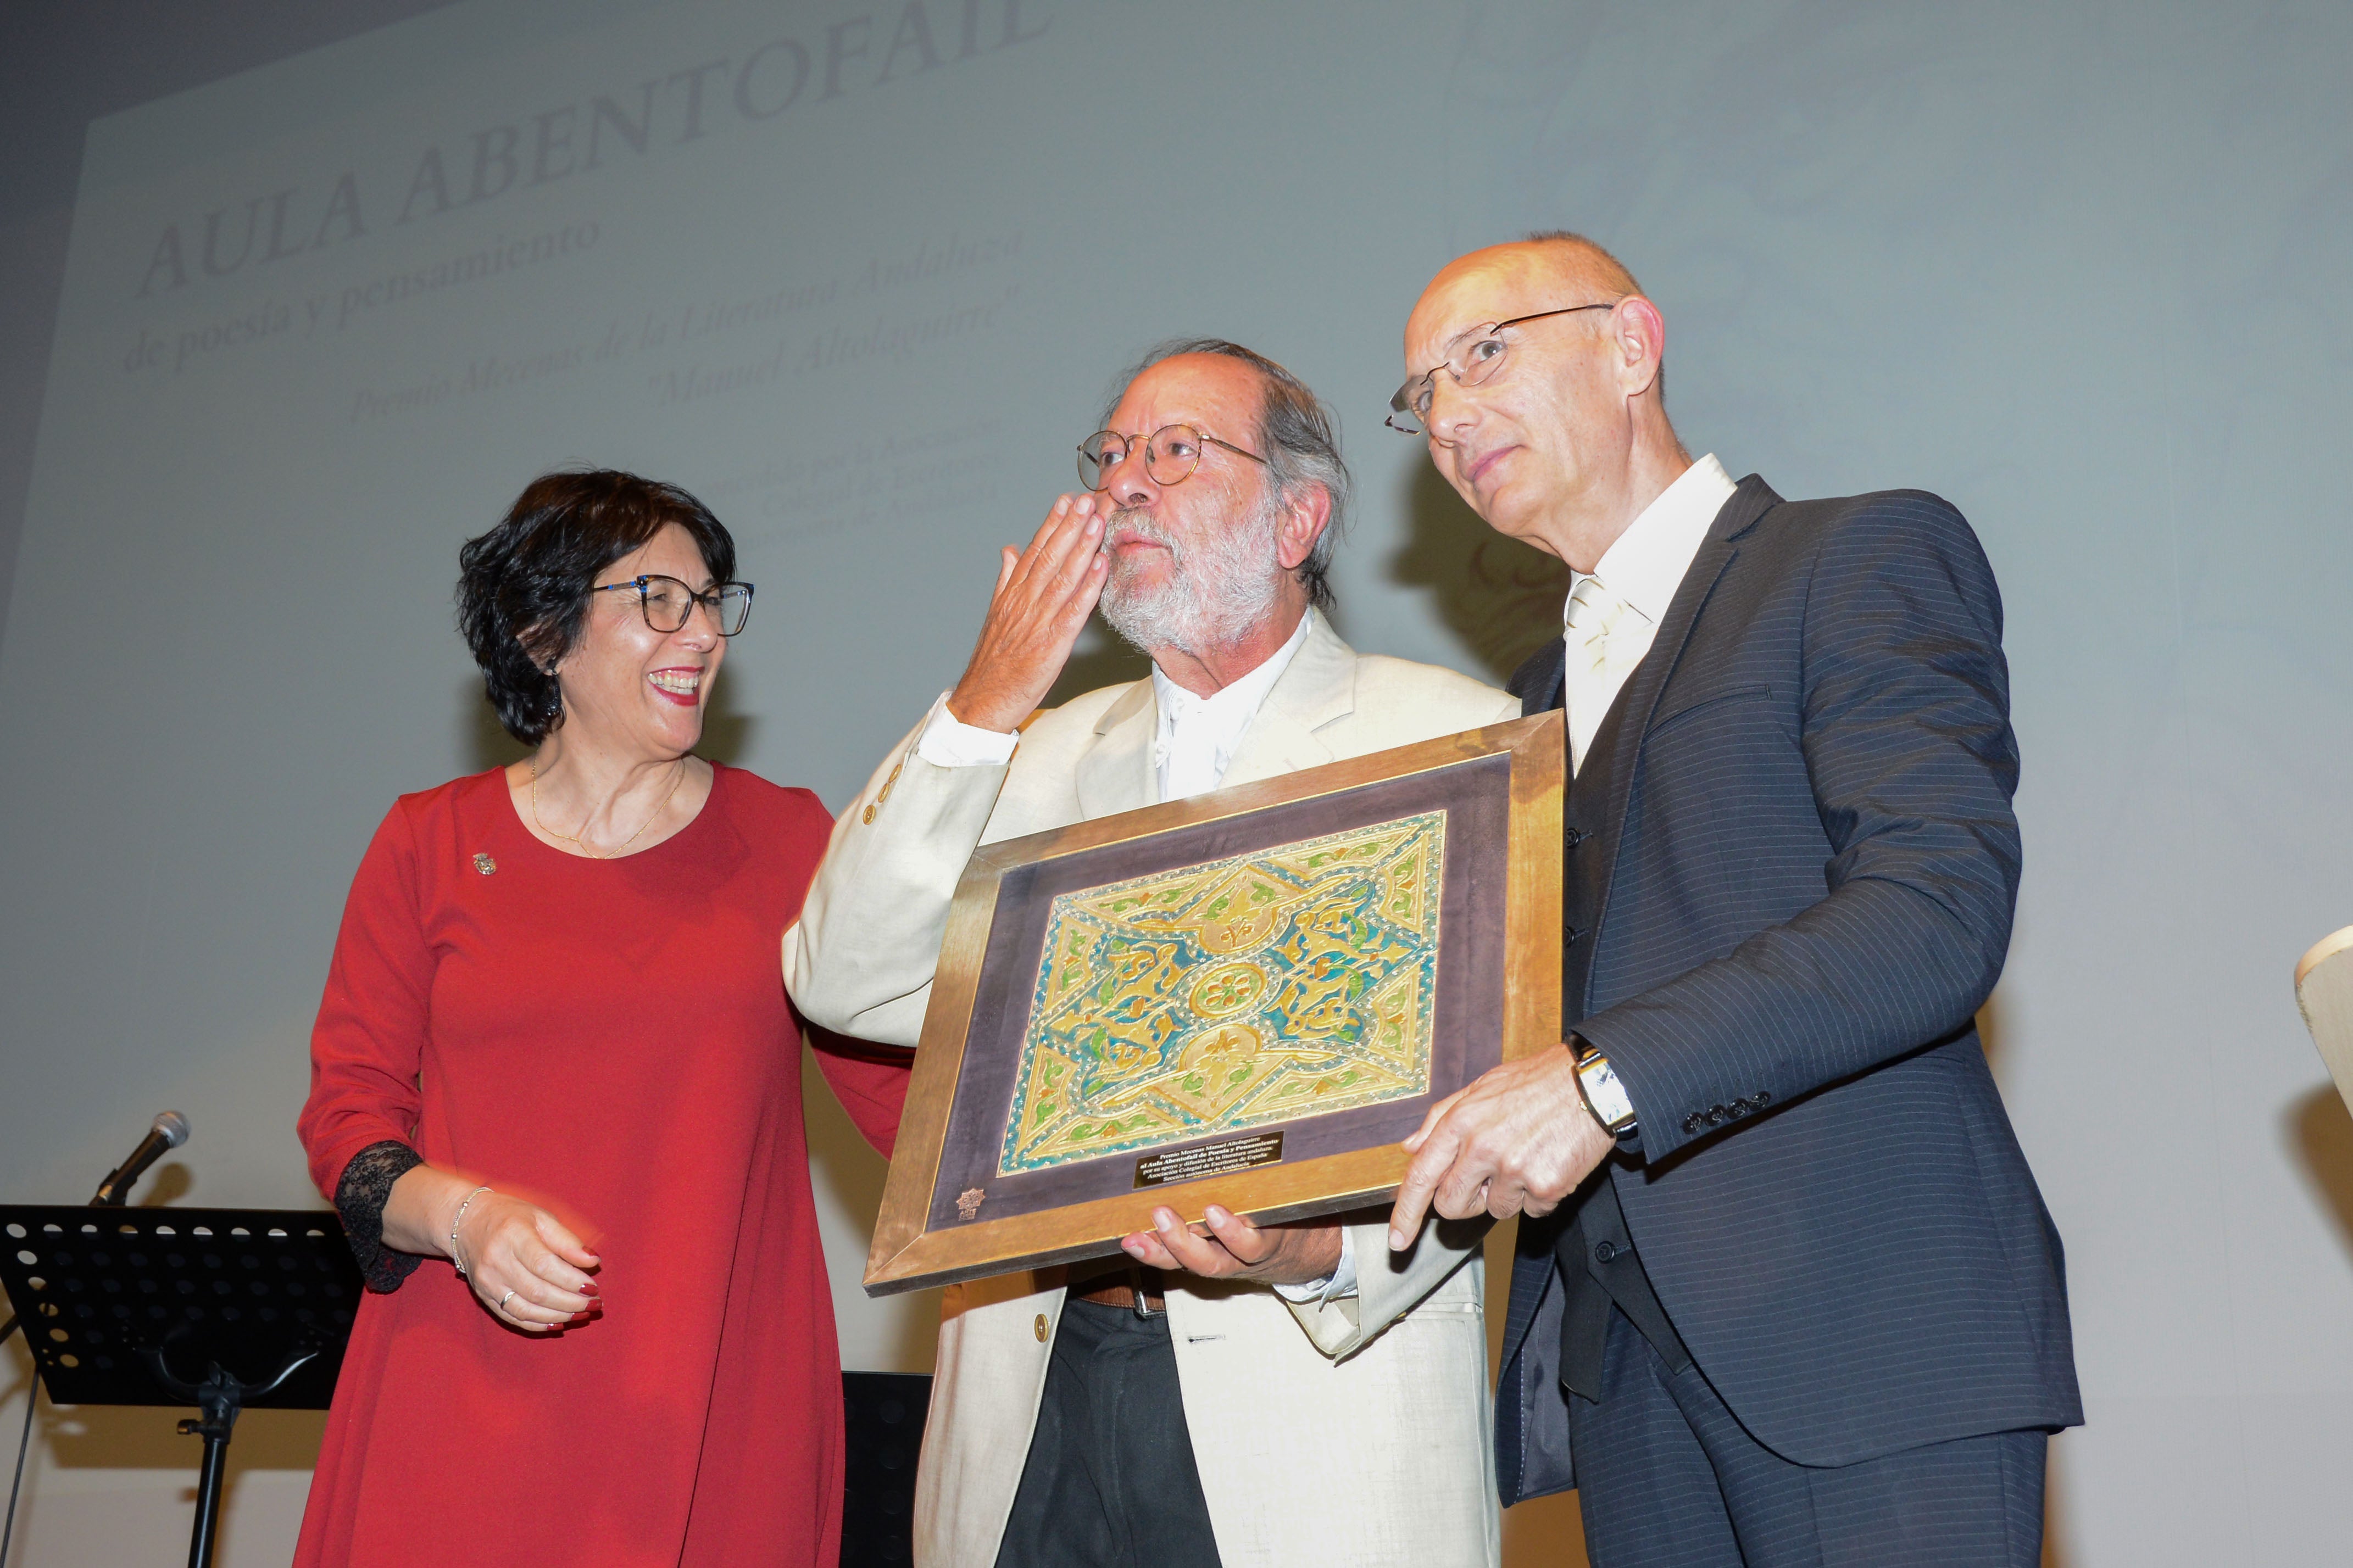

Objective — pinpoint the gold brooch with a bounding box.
[472,852,497,875]
[955,1188,986,1221]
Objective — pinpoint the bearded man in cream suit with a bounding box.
[786,339,1520,1567]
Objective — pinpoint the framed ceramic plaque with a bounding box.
[863,711,1564,1296]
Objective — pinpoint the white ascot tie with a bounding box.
[1563,574,1645,775]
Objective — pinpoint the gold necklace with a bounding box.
[531,758,689,859]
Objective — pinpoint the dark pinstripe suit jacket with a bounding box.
[1495,476,2083,1503]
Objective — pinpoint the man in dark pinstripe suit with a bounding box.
[1385,234,2082,1566]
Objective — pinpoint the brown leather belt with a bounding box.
[1067,1264,1167,1315]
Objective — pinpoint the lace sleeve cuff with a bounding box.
[335,1139,428,1292]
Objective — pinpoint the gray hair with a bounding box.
[1099,337,1351,611]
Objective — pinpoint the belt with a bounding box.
[1067,1263,1168,1316]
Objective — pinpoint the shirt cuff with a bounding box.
[914,692,1019,768]
[1271,1224,1359,1304]
[917,691,1021,771]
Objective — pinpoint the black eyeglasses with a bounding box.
[1077,424,1268,491]
[589,574,754,636]
[1386,302,1619,434]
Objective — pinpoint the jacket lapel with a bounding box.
[1215,609,1353,788]
[1572,475,1779,1013]
[1073,682,1157,819]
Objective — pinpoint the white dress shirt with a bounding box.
[1562,454,1736,775]
[1146,610,1312,801]
[914,608,1356,1300]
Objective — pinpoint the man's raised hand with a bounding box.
[945,493,1110,734]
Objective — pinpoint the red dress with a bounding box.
[294,764,908,1567]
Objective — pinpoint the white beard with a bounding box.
[1097,494,1285,659]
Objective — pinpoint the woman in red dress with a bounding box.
[295,470,906,1566]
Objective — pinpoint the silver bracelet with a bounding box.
[449,1185,492,1276]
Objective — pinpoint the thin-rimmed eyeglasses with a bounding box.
[1386,302,1618,435]
[1077,424,1267,491]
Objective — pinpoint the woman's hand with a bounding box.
[450,1190,602,1332]
[382,1165,602,1332]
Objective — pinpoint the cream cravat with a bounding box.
[1564,574,1642,775]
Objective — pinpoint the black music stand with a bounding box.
[0,1205,361,1568]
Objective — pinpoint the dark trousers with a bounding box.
[993,1297,1223,1568]
[1571,1309,2047,1568]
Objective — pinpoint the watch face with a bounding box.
[1577,1055,1637,1131]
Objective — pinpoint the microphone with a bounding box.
[91,1110,191,1207]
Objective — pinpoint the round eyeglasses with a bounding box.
[1386,302,1618,434]
[589,574,754,636]
[1077,424,1268,491]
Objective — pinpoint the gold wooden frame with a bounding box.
[863,711,1564,1296]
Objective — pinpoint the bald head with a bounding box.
[1431,231,1643,309]
[1401,233,1689,572]
[1406,232,1649,389]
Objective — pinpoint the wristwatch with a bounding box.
[1573,1046,1638,1140]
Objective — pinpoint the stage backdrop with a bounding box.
[3,1,2351,1564]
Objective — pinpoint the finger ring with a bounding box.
[499,1288,516,1312]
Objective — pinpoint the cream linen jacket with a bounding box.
[786,611,1521,1568]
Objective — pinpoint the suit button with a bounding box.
[1565,826,1587,849]
[1593,1241,1616,1264]
[1681,1113,1702,1135]
[1705,1106,1726,1126]
[1033,1314,1049,1342]
[1565,925,1584,946]
[1753,1091,1771,1106]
